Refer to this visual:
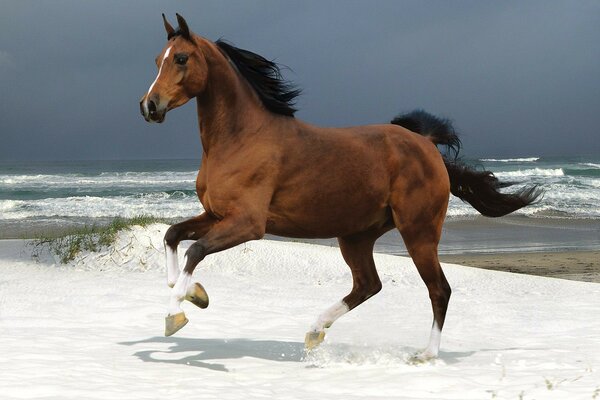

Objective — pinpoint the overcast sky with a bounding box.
[1,1,598,161]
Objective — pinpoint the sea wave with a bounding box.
[494,168,564,178]
[2,188,599,221]
[447,183,600,218]
[564,168,600,178]
[579,163,600,169]
[0,171,197,188]
[479,157,539,162]
[0,193,202,220]
[1,158,599,223]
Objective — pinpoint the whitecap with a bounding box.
[0,171,197,188]
[495,168,564,177]
[579,162,600,169]
[479,157,539,162]
[0,194,202,220]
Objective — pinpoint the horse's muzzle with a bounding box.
[140,96,167,123]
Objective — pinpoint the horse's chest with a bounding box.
[195,176,230,219]
[195,171,209,208]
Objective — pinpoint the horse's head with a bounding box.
[140,14,208,123]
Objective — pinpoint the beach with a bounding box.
[1,224,599,399]
[439,217,600,283]
[440,250,600,283]
[4,215,600,283]
[263,216,600,283]
[3,214,600,284]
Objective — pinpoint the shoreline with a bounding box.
[2,216,599,283]
[440,250,600,283]
[4,215,599,251]
[3,241,598,285]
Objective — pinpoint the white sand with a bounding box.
[0,224,599,399]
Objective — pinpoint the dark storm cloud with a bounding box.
[1,0,598,160]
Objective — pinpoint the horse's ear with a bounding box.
[162,13,176,39]
[176,13,191,40]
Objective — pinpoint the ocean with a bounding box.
[1,156,599,253]
[448,157,600,219]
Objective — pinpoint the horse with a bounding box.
[139,14,540,360]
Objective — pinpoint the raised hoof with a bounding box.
[304,331,325,351]
[165,312,188,337]
[185,282,209,309]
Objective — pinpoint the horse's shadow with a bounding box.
[118,336,493,372]
[118,337,305,372]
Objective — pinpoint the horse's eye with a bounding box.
[174,54,189,65]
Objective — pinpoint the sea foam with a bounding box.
[479,157,539,162]
[495,168,564,177]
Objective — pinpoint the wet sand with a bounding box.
[440,250,600,283]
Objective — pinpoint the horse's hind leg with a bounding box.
[305,231,383,350]
[397,221,451,360]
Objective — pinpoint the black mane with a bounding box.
[216,40,301,117]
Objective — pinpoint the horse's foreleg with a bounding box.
[164,244,179,288]
[165,213,265,336]
[163,213,216,288]
[306,234,382,350]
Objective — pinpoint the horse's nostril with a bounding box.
[141,98,164,121]
[147,100,157,113]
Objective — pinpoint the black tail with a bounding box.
[391,109,542,217]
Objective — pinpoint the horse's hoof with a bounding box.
[165,312,188,337]
[185,282,209,309]
[408,350,437,364]
[305,331,325,350]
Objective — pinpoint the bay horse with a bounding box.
[139,14,539,360]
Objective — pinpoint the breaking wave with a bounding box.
[479,157,539,162]
[494,168,564,178]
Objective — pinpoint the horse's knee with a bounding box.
[164,225,181,248]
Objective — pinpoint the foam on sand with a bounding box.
[1,224,599,399]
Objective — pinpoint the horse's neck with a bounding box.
[195,41,268,153]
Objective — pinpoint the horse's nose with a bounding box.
[140,94,166,123]
[147,99,158,119]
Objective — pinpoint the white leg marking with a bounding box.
[420,321,442,359]
[310,301,350,332]
[145,46,172,102]
[168,271,193,316]
[164,240,180,288]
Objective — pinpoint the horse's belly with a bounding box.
[265,190,390,238]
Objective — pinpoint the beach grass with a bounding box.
[29,215,165,263]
